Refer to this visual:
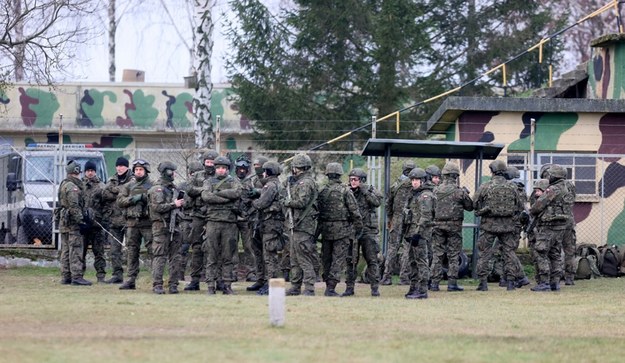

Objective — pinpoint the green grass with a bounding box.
[1,267,625,363]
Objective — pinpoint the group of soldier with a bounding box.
[57,151,576,298]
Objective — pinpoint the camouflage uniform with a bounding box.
[383,163,415,285]
[236,165,260,282]
[526,179,549,284]
[344,169,383,297]
[176,161,203,281]
[201,157,242,294]
[251,161,284,294]
[59,163,90,285]
[117,163,153,288]
[101,166,133,283]
[562,179,577,285]
[430,165,473,291]
[82,171,106,281]
[473,161,523,291]
[285,154,319,296]
[148,162,184,294]
[530,166,570,291]
[317,164,363,297]
[404,168,435,299]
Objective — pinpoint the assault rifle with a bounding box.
[170,190,185,242]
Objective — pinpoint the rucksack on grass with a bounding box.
[598,244,623,277]
[574,243,601,280]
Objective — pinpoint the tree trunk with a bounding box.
[13,0,24,82]
[108,0,117,82]
[193,0,215,150]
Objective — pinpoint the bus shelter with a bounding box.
[361,138,505,276]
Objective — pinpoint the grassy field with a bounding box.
[1,267,624,363]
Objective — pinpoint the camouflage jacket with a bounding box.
[252,176,284,221]
[351,183,383,234]
[237,173,262,221]
[58,175,86,232]
[284,171,318,235]
[473,175,521,233]
[405,184,436,239]
[530,179,571,229]
[386,176,412,220]
[148,178,181,228]
[117,175,153,227]
[201,174,242,223]
[317,179,363,241]
[433,178,473,224]
[186,169,214,218]
[82,175,104,223]
[101,170,133,227]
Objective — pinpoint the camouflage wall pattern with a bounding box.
[588,34,625,100]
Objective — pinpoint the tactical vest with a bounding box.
[126,178,152,219]
[540,181,569,223]
[318,182,350,221]
[483,178,517,217]
[434,182,464,221]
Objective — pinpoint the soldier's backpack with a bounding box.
[484,181,518,217]
[434,184,461,221]
[574,243,601,280]
[598,244,623,277]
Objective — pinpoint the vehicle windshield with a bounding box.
[25,156,107,183]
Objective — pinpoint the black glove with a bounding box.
[410,234,421,247]
[78,223,90,235]
[287,176,296,185]
[247,188,261,199]
[520,211,530,225]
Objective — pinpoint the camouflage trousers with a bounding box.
[188,216,206,282]
[383,215,403,279]
[60,230,85,280]
[496,227,525,280]
[82,227,106,279]
[527,231,539,283]
[279,232,291,272]
[259,220,283,282]
[320,236,350,283]
[534,226,565,284]
[290,231,318,292]
[408,237,430,294]
[125,224,153,280]
[151,221,182,288]
[430,222,463,283]
[475,229,518,282]
[106,224,126,279]
[236,219,257,279]
[204,220,238,284]
[345,233,381,288]
[562,226,577,280]
[177,218,193,281]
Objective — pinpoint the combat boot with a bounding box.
[216,280,225,292]
[564,276,575,286]
[405,284,416,298]
[222,284,235,295]
[429,282,440,291]
[256,283,269,295]
[104,276,123,284]
[381,275,392,285]
[405,290,428,299]
[550,282,560,291]
[516,276,530,288]
[370,286,380,297]
[97,276,105,283]
[169,285,179,294]
[341,284,355,297]
[153,285,165,295]
[119,279,136,290]
[476,280,488,291]
[71,277,93,286]
[184,280,200,291]
[60,277,71,285]
[530,283,551,292]
[303,289,315,296]
[324,280,339,297]
[447,280,464,292]
[283,269,290,282]
[206,286,216,295]
[286,285,301,296]
[507,280,516,291]
[498,278,507,287]
[246,280,265,291]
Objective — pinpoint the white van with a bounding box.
[0,144,107,245]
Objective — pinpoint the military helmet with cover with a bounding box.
[408,167,427,179]
[489,160,507,174]
[188,161,203,174]
[234,155,251,169]
[202,150,219,162]
[442,162,460,175]
[548,164,567,181]
[539,163,554,179]
[425,165,441,177]
[131,159,150,173]
[348,168,367,181]
[292,153,312,168]
[402,160,416,172]
[505,166,520,180]
[157,161,177,174]
[213,156,232,168]
[262,161,282,176]
[66,160,81,174]
[325,162,344,176]
[253,156,269,166]
[533,178,549,191]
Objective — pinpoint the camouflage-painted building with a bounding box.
[426,33,625,247]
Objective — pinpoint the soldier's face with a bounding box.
[205,159,214,167]
[535,189,544,196]
[411,178,421,189]
[134,167,146,178]
[349,176,360,188]
[85,169,96,179]
[432,176,440,185]
[215,166,228,176]
[116,165,128,175]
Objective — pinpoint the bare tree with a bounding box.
[0,0,101,84]
[193,0,216,149]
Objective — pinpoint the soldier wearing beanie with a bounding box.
[81,160,107,282]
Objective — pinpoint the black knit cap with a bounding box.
[115,157,129,167]
[85,160,97,171]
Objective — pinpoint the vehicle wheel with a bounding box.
[442,250,470,280]
[17,225,31,244]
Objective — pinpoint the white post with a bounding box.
[268,278,286,327]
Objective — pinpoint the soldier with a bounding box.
[117,159,154,290]
[183,150,219,291]
[247,156,273,292]
[382,160,415,285]
[234,155,258,282]
[102,157,132,284]
[425,165,441,186]
[526,179,549,284]
[59,160,92,286]
[404,168,435,299]
[530,165,570,292]
[317,163,363,297]
[284,153,319,296]
[81,160,106,283]
[148,161,185,294]
[430,162,473,292]
[344,168,383,297]
[177,160,203,281]
[250,161,285,295]
[201,156,242,295]
[278,175,295,283]
[473,160,523,291]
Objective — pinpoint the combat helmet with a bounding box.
[548,164,567,181]
[131,159,151,173]
[348,168,367,182]
[442,162,460,176]
[408,167,427,180]
[489,160,507,174]
[402,160,416,172]
[292,153,312,168]
[539,164,553,179]
[505,166,520,180]
[533,179,549,191]
[188,161,203,174]
[425,165,441,177]
[325,162,344,176]
[66,160,81,174]
[213,156,232,168]
[157,161,177,174]
[202,150,219,162]
[263,161,282,176]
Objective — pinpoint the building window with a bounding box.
[537,154,597,196]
